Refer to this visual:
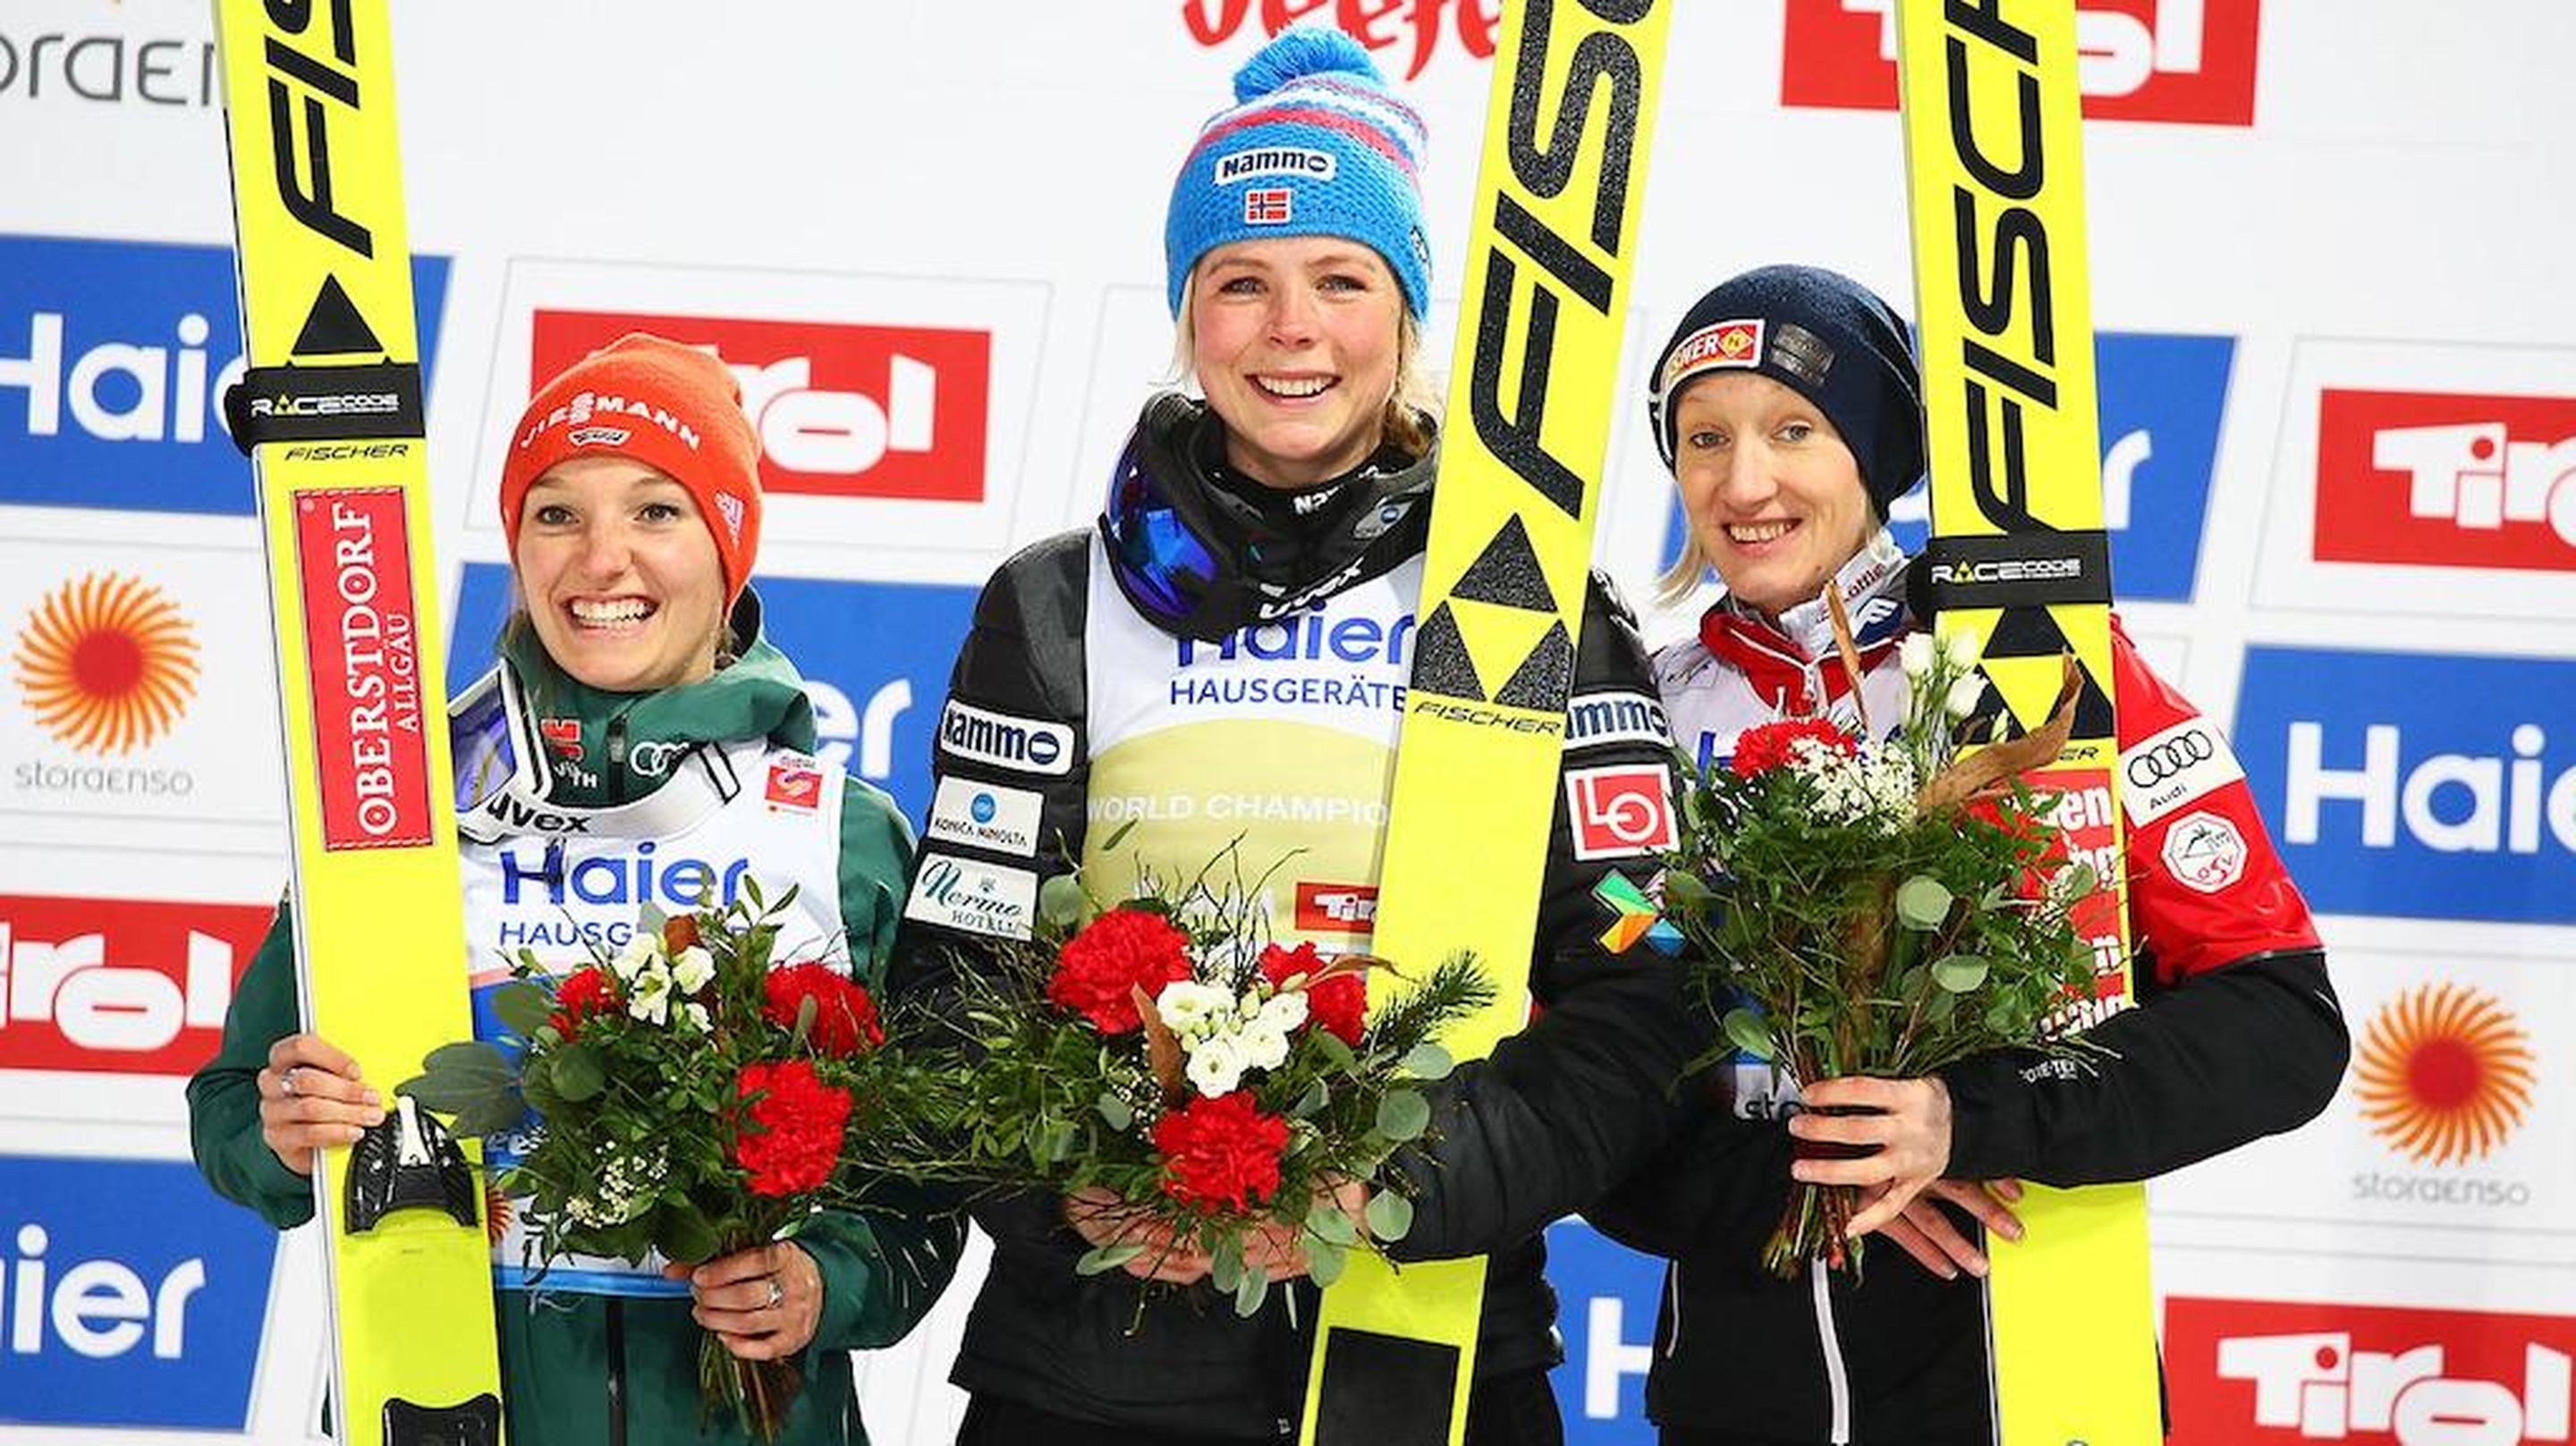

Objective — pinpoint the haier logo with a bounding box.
[1541,1217,1665,1442]
[530,309,989,503]
[2167,1297,2576,1446]
[448,567,977,828]
[2237,647,2576,925]
[0,1156,276,1429]
[1681,334,2231,603]
[496,841,751,911]
[0,894,269,1077]
[2315,389,2576,573]
[0,235,448,514]
[1782,0,2260,126]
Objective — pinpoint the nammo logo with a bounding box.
[2315,389,2576,573]
[530,309,989,503]
[1179,0,1503,81]
[2352,983,2536,1167]
[11,573,199,753]
[1782,0,2260,126]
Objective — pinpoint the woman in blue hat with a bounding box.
[891,28,1702,1446]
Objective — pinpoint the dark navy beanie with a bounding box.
[1646,264,1926,518]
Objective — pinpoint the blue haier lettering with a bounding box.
[498,841,750,909]
[1545,1218,1665,1444]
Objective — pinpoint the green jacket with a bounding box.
[187,594,963,1446]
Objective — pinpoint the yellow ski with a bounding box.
[1891,2,2159,1443]
[211,1,504,1441]
[1300,3,1670,1443]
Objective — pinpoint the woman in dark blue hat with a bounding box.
[1588,263,2349,1445]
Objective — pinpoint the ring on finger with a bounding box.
[764,1277,784,1310]
[278,1066,301,1098]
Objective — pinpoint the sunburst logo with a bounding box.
[11,573,203,754]
[2354,983,2537,1166]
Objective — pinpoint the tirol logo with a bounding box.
[2236,647,2576,925]
[1782,0,2261,126]
[2353,983,2536,1168]
[294,489,429,850]
[2314,389,2576,573]
[449,567,978,830]
[0,1156,279,1429]
[0,235,449,514]
[1294,882,1377,936]
[0,893,271,1077]
[12,572,199,754]
[1180,0,1503,81]
[530,309,989,503]
[2165,1296,2576,1445]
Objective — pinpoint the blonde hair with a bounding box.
[1169,273,1439,464]
[1654,527,1713,610]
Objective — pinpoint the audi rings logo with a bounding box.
[2127,727,2218,788]
[629,740,694,777]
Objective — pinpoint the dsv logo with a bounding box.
[2127,728,2216,786]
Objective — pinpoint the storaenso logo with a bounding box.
[937,699,1072,776]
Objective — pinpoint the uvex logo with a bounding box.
[0,894,270,1077]
[2166,1297,2576,1445]
[2315,389,2576,573]
[531,309,989,503]
[1783,0,2260,126]
[1180,0,1503,81]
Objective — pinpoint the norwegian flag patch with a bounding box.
[1243,189,1293,225]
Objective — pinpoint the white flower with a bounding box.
[1254,989,1309,1036]
[670,946,716,994]
[678,1001,713,1035]
[1156,981,1234,1038]
[1944,627,1983,671]
[609,934,658,985]
[1239,1024,1292,1073]
[1899,632,1938,679]
[1945,674,1987,720]
[1184,1034,1249,1097]
[627,965,673,1026]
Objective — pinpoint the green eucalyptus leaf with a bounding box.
[1290,1079,1329,1120]
[1233,1264,1269,1318]
[1397,1043,1453,1081]
[1209,1236,1243,1294]
[1932,955,1991,994]
[636,901,669,938]
[1038,875,1090,932]
[1375,1089,1430,1142]
[2057,862,2098,899]
[552,1044,606,1103]
[1311,1029,1357,1072]
[1721,1008,1774,1061]
[1074,1243,1142,1277]
[1894,877,1954,931]
[490,982,554,1038]
[1096,1092,1134,1131]
[1662,867,1714,913]
[1304,1236,1348,1288]
[1365,1189,1413,1243]
[1305,1205,1360,1247]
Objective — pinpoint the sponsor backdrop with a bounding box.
[3,1,2569,1442]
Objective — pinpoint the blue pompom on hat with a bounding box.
[1646,264,1926,518]
[1164,28,1431,320]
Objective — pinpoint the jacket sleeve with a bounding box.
[185,901,321,1230]
[884,532,1098,1281]
[1394,574,1709,1259]
[1941,624,2350,1184]
[1576,1066,1797,1264]
[801,781,966,1354]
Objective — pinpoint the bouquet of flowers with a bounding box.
[400,883,893,1439]
[1659,618,2112,1279]
[920,850,1491,1317]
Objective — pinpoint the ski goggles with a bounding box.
[1100,437,1221,631]
[449,664,545,818]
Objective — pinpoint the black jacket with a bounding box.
[891,414,1700,1440]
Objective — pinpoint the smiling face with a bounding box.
[1189,235,1404,489]
[513,455,726,694]
[1670,371,1877,622]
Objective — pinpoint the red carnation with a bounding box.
[547,966,621,1040]
[1046,908,1194,1035]
[1731,718,1858,778]
[732,1059,852,1197]
[1259,942,1365,1047]
[1152,1090,1292,1213]
[763,962,885,1055]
